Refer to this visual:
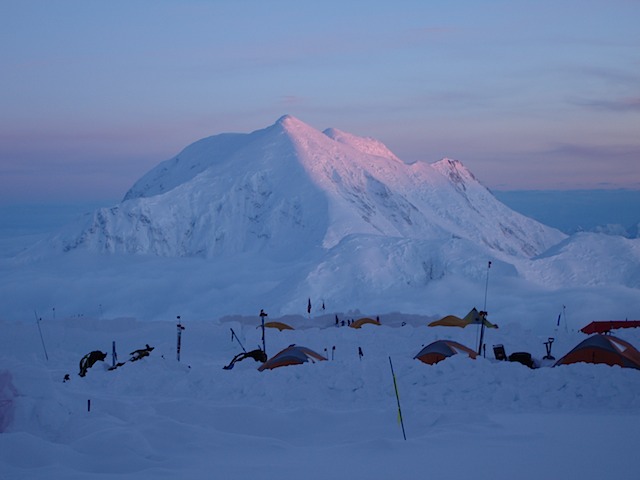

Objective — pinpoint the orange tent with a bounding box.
[258,345,327,371]
[350,317,381,329]
[554,334,640,370]
[580,320,640,335]
[264,321,294,331]
[414,340,477,365]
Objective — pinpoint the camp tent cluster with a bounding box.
[420,309,640,371]
[251,309,640,372]
[412,334,640,371]
[257,337,640,371]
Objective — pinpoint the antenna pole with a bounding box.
[483,261,491,312]
[478,261,491,355]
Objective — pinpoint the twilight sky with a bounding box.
[1,0,639,203]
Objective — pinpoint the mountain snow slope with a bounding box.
[519,232,640,289]
[49,115,564,259]
[5,116,640,326]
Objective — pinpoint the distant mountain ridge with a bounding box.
[494,190,640,238]
[53,115,564,260]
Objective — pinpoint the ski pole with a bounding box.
[230,328,246,352]
[34,310,49,361]
[388,356,406,440]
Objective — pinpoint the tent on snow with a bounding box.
[554,334,640,370]
[264,321,294,331]
[349,317,381,329]
[414,340,477,365]
[428,308,498,329]
[580,320,640,335]
[258,344,327,371]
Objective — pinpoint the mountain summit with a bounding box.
[57,116,563,260]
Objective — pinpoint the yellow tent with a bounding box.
[428,308,498,329]
[428,315,468,328]
[263,321,294,331]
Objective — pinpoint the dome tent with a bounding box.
[258,345,327,371]
[414,340,477,365]
[349,317,381,329]
[554,334,640,370]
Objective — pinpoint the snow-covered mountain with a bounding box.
[7,116,639,325]
[52,115,564,260]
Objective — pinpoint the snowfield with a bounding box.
[2,315,640,479]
